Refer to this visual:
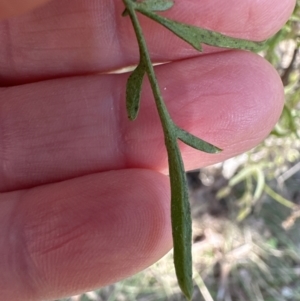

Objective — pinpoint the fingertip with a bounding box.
[150,50,284,169]
[162,0,296,40]
[0,169,172,300]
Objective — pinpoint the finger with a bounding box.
[0,51,283,192]
[0,169,172,301]
[0,0,295,85]
[0,0,50,19]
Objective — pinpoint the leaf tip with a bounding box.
[181,285,193,301]
[126,105,139,121]
[214,146,223,153]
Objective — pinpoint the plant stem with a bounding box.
[123,0,193,299]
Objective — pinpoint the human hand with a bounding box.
[0,0,295,300]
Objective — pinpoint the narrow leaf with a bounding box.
[136,8,266,52]
[134,0,174,12]
[126,62,146,120]
[176,127,221,153]
[168,139,194,300]
[137,8,202,50]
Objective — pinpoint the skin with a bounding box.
[0,0,296,300]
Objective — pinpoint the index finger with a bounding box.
[0,0,295,85]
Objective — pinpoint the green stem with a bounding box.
[264,184,296,209]
[123,0,193,299]
[123,0,173,130]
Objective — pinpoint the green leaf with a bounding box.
[136,8,267,52]
[176,127,221,153]
[126,62,146,120]
[168,139,194,300]
[134,0,174,12]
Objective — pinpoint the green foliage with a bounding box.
[63,2,300,301]
[134,0,174,11]
[136,6,266,52]
[122,0,266,299]
[126,62,145,120]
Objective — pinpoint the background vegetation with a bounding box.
[61,2,300,300]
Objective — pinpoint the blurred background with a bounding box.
[61,2,300,300]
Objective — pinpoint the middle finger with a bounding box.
[0,0,294,85]
[0,51,283,192]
